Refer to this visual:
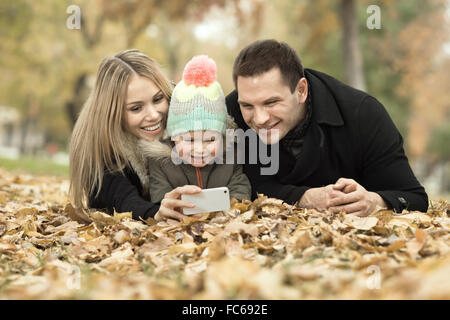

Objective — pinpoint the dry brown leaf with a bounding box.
[63,203,92,225]
[0,223,6,237]
[388,213,432,229]
[0,191,8,205]
[231,202,251,213]
[89,211,116,225]
[224,221,259,237]
[406,229,428,258]
[237,209,255,223]
[344,215,378,231]
[385,239,407,252]
[289,229,313,250]
[139,236,174,253]
[0,241,18,253]
[113,230,131,244]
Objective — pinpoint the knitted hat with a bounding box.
[166,55,227,137]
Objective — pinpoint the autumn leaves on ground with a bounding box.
[0,167,449,299]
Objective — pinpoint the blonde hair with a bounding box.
[69,49,172,209]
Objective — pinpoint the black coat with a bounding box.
[226,68,428,212]
[88,167,159,220]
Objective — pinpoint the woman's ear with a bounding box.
[296,78,308,104]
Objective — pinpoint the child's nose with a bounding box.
[192,142,204,154]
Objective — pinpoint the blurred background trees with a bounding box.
[0,0,449,197]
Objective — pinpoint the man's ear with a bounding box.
[296,77,308,104]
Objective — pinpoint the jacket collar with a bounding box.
[278,69,345,183]
[304,68,344,127]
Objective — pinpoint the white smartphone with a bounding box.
[181,187,231,215]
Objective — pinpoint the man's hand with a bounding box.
[298,184,345,210]
[298,178,388,216]
[328,178,387,216]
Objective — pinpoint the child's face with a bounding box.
[173,130,223,167]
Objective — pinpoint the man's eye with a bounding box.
[265,100,278,106]
[241,104,253,109]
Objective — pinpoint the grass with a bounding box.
[0,155,69,178]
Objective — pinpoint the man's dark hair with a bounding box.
[232,39,304,93]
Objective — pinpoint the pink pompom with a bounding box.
[182,55,217,87]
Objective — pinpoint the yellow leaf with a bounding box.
[232,202,251,213]
[114,211,132,221]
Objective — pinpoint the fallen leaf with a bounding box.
[114,211,132,221]
[406,229,428,258]
[63,203,92,225]
[344,215,378,230]
[224,221,259,237]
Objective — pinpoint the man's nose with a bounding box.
[253,107,270,126]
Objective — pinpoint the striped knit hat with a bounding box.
[166,55,227,137]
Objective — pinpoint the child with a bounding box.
[139,55,251,205]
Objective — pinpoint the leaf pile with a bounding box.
[0,167,449,299]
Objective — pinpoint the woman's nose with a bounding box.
[144,105,159,122]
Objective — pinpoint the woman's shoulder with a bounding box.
[103,165,140,182]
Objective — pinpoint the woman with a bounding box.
[69,49,200,221]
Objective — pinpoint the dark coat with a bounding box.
[226,68,428,212]
[88,167,159,220]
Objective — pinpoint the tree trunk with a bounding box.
[66,73,89,128]
[340,0,366,91]
[20,95,39,155]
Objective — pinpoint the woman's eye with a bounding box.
[130,105,142,112]
[153,95,164,103]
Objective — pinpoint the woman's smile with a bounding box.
[141,121,162,135]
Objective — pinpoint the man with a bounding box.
[226,39,428,216]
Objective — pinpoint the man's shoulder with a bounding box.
[305,68,385,122]
[305,68,369,102]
